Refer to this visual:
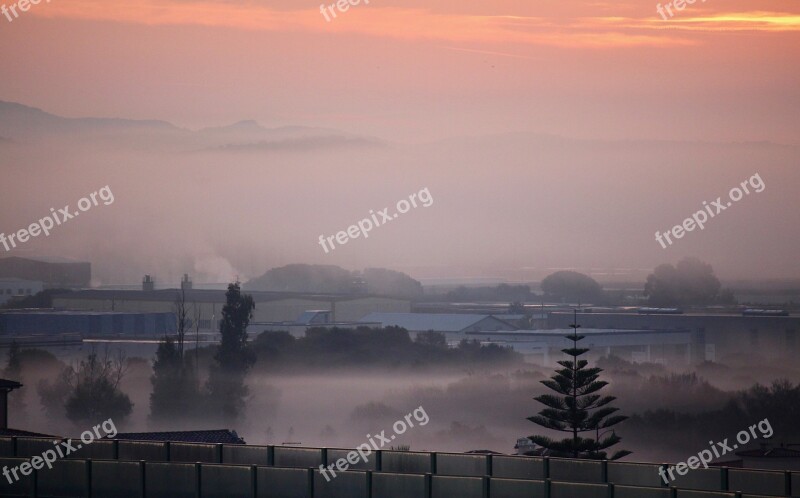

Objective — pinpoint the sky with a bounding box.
[0,0,799,285]
[2,0,799,142]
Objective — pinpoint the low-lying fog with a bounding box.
[10,346,800,464]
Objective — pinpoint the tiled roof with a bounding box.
[109,429,245,444]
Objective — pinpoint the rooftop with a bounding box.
[109,429,246,445]
[54,289,409,304]
[359,312,516,332]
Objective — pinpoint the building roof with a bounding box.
[0,428,58,438]
[0,256,89,265]
[358,313,515,332]
[736,446,800,458]
[55,289,408,305]
[295,310,330,325]
[109,429,246,444]
[0,277,43,284]
[0,309,174,317]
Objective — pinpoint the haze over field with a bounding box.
[1,0,800,285]
[1,101,798,285]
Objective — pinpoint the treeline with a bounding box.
[626,380,800,454]
[251,326,522,371]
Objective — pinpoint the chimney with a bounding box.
[181,274,193,291]
[0,379,23,430]
[143,275,155,292]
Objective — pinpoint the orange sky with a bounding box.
[1,0,798,142]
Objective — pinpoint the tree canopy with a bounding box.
[541,271,604,303]
[644,257,732,305]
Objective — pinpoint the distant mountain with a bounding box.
[0,100,384,151]
[212,135,383,152]
[0,100,180,140]
[244,264,423,298]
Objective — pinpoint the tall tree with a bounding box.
[206,282,256,422]
[149,337,199,423]
[173,288,189,358]
[149,290,201,424]
[528,311,630,459]
[4,341,27,418]
[4,341,21,379]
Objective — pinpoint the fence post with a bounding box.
[267,446,275,467]
[543,457,550,479]
[30,466,37,498]
[482,475,489,498]
[486,454,493,477]
[195,462,201,498]
[307,468,314,498]
[366,470,372,498]
[321,448,328,470]
[660,464,670,487]
[85,459,92,498]
[721,467,729,491]
[430,452,437,474]
[607,482,614,498]
[785,470,791,496]
[375,450,382,472]
[544,478,551,498]
[601,460,608,483]
[215,444,222,464]
[250,465,257,498]
[139,461,145,498]
[424,473,432,498]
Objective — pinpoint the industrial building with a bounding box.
[466,328,694,366]
[0,256,90,288]
[357,312,517,342]
[0,278,43,306]
[548,310,800,363]
[53,288,411,333]
[0,310,177,338]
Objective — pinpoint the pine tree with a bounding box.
[528,310,631,460]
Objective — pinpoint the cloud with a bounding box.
[33,0,798,50]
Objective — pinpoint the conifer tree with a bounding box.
[528,310,631,460]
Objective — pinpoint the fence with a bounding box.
[0,437,798,497]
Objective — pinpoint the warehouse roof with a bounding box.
[53,289,409,304]
[358,313,516,332]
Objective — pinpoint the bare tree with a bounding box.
[173,288,189,358]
